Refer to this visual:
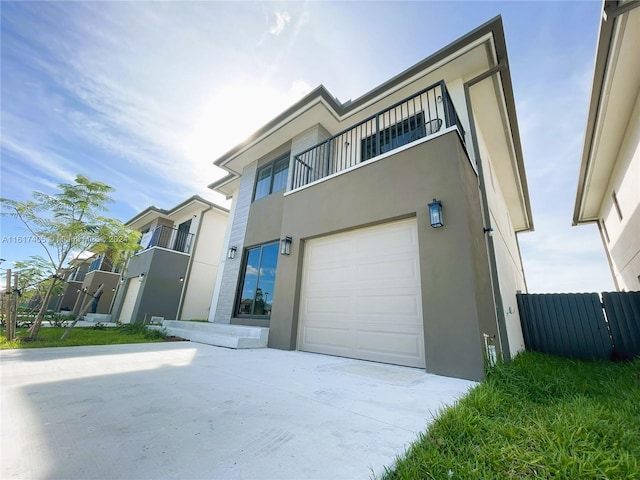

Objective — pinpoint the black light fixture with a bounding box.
[428,198,444,228]
[227,246,237,259]
[139,272,146,282]
[179,276,184,282]
[280,236,292,255]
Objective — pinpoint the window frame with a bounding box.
[361,112,426,162]
[253,153,291,201]
[235,241,279,319]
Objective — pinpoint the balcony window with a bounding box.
[254,153,290,201]
[88,255,103,273]
[236,242,279,318]
[361,112,426,162]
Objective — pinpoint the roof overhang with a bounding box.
[208,16,533,232]
[126,195,228,230]
[574,0,640,224]
[465,19,533,232]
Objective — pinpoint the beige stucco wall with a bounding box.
[474,121,528,355]
[180,208,228,320]
[599,93,640,291]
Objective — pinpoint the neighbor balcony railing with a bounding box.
[142,225,194,254]
[291,80,466,190]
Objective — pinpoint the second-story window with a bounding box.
[254,153,290,201]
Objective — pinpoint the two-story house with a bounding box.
[111,196,229,323]
[48,250,120,315]
[207,16,533,381]
[573,0,639,291]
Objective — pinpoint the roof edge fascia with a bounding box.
[573,0,640,224]
[212,16,506,170]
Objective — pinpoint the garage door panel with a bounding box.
[356,224,417,254]
[306,265,353,289]
[301,325,351,349]
[356,292,421,317]
[303,295,353,316]
[357,257,420,285]
[356,330,423,356]
[307,237,355,263]
[299,218,425,368]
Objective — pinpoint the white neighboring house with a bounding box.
[111,196,229,323]
[573,0,640,291]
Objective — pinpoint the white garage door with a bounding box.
[298,218,425,368]
[118,278,142,324]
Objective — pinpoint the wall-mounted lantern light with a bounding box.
[139,272,146,282]
[179,276,184,282]
[119,276,125,284]
[280,236,292,255]
[227,246,237,259]
[428,198,444,228]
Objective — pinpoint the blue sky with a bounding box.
[1,1,613,292]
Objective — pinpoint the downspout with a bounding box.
[176,207,212,320]
[463,58,512,360]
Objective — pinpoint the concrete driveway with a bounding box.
[1,342,475,479]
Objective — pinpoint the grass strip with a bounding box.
[383,351,640,480]
[0,324,167,349]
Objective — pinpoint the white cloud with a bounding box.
[269,11,291,35]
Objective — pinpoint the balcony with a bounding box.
[141,225,194,254]
[291,80,465,190]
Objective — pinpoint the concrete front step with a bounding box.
[154,321,269,349]
[83,313,114,323]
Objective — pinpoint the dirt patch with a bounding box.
[164,336,188,342]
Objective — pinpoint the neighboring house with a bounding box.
[48,250,118,315]
[207,16,533,381]
[111,196,229,323]
[573,0,640,291]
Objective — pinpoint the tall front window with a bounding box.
[236,242,279,317]
[253,154,290,201]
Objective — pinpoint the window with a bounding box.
[254,154,290,201]
[361,112,426,162]
[612,191,623,220]
[236,242,279,317]
[88,255,103,273]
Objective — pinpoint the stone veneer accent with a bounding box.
[212,163,257,324]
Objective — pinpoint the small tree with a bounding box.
[1,174,140,339]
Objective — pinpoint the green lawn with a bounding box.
[0,323,168,349]
[383,351,640,480]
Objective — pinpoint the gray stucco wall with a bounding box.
[111,248,188,322]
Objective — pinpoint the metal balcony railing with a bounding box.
[291,80,466,190]
[144,225,194,254]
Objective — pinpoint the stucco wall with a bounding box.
[600,93,640,291]
[112,248,188,322]
[271,131,495,381]
[474,121,528,355]
[180,208,228,320]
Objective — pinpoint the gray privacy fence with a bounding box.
[516,292,640,360]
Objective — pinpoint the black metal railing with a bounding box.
[291,80,465,190]
[145,225,194,254]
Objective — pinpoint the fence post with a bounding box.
[5,269,12,340]
[10,273,18,340]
